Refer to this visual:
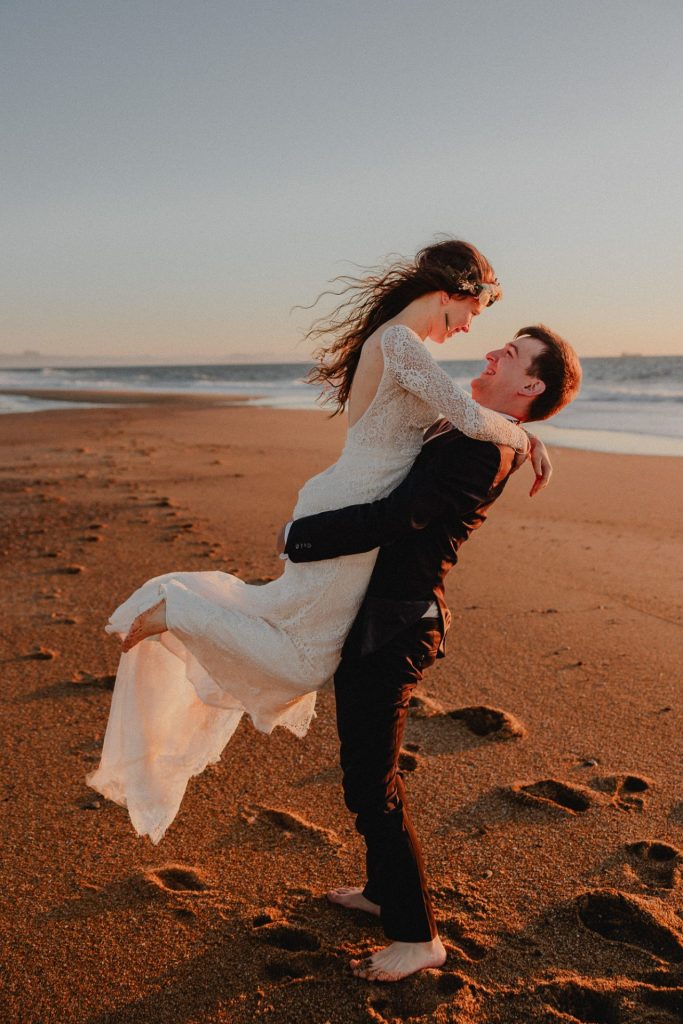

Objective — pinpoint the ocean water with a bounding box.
[0,356,681,456]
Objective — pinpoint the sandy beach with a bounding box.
[1,399,682,1024]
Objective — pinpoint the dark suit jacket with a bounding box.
[285,419,516,659]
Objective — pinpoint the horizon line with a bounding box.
[0,352,677,369]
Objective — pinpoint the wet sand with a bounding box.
[0,387,255,405]
[1,399,682,1024]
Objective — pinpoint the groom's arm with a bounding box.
[284,438,503,563]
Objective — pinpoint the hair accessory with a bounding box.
[443,266,502,306]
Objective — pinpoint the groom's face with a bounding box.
[470,335,547,410]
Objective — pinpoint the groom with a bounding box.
[280,325,582,981]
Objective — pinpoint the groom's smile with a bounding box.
[471,335,547,417]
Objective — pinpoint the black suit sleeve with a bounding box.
[285,437,502,563]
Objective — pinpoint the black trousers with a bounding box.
[333,619,442,943]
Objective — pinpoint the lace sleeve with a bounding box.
[381,325,529,452]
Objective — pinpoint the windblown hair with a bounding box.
[304,239,497,414]
[515,324,582,421]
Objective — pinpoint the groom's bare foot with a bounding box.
[350,936,446,982]
[326,886,380,916]
[121,599,167,653]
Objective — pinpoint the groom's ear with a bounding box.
[518,378,546,397]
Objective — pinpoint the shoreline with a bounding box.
[1,384,681,457]
[0,386,259,406]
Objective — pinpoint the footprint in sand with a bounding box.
[26,646,59,661]
[510,773,651,816]
[365,971,474,1023]
[244,805,341,846]
[510,778,596,814]
[263,955,318,981]
[625,840,682,890]
[408,698,526,751]
[538,980,620,1024]
[437,916,490,962]
[144,864,209,894]
[398,748,422,772]
[70,671,116,690]
[590,773,651,812]
[448,705,526,741]
[258,922,321,952]
[408,692,446,718]
[576,888,683,962]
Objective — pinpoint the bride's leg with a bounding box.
[121,599,167,652]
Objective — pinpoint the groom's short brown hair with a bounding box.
[515,325,582,421]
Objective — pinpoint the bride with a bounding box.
[87,239,549,843]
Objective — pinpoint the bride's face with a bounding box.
[430,295,482,345]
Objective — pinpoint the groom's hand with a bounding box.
[527,435,553,497]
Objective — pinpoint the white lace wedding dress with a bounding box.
[87,325,526,842]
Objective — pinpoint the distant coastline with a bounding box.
[0,350,679,370]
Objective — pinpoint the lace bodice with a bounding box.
[352,324,526,451]
[294,324,527,518]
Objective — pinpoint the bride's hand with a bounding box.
[527,434,552,496]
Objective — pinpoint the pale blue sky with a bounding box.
[2,0,682,363]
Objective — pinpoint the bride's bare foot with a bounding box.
[326,886,380,916]
[350,936,446,982]
[121,599,167,653]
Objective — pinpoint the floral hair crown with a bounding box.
[442,265,502,305]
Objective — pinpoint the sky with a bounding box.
[2,0,683,364]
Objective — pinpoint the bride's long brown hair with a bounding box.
[303,239,497,415]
